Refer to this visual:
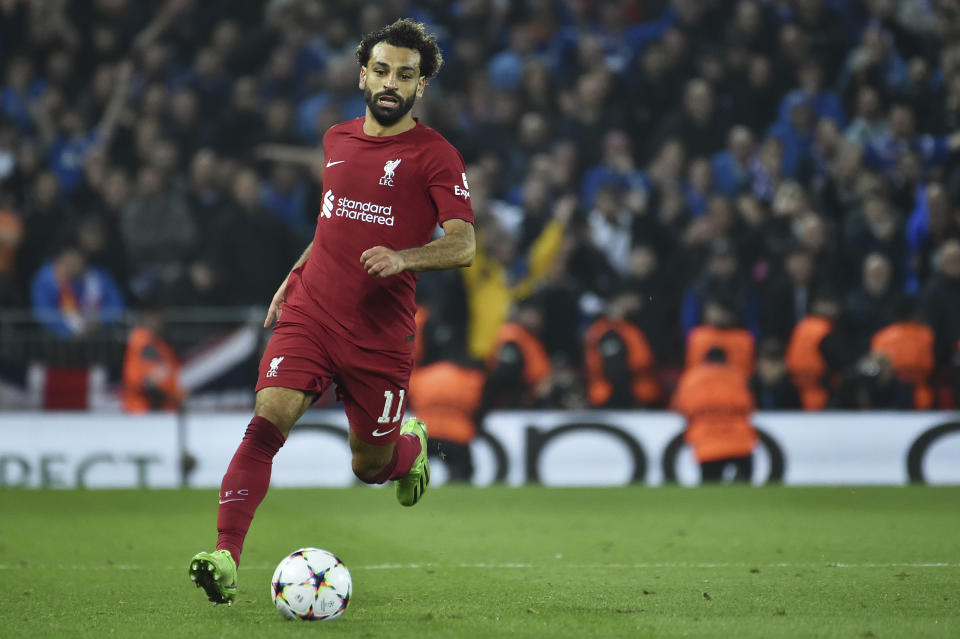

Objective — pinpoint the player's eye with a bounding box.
[401,74,412,81]
[375,69,386,76]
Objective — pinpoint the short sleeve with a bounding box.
[423,140,475,226]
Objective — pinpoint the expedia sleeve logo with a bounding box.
[320,189,395,226]
[454,172,470,199]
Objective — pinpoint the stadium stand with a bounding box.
[1,0,959,410]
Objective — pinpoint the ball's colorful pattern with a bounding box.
[271,548,352,621]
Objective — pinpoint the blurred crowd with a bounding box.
[2,0,960,411]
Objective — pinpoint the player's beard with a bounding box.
[364,87,417,126]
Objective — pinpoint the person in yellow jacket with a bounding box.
[123,305,183,412]
[672,347,757,483]
[462,194,575,359]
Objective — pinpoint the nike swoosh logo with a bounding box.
[218,498,246,504]
[326,160,345,167]
[372,426,398,437]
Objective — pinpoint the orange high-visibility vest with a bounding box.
[584,317,661,406]
[414,305,430,367]
[487,322,552,388]
[685,325,755,380]
[672,363,757,463]
[0,208,23,272]
[409,362,486,444]
[785,316,832,410]
[122,327,183,413]
[871,321,935,409]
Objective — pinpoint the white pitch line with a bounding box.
[828,562,954,568]
[0,562,956,571]
[360,562,535,570]
[352,562,959,570]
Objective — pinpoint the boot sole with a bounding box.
[189,557,235,605]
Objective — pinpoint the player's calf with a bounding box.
[352,455,389,484]
[351,420,429,506]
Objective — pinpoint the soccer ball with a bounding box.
[271,548,352,621]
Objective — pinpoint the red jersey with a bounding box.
[297,118,474,353]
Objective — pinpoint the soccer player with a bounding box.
[188,19,475,605]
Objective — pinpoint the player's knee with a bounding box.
[352,455,387,484]
[253,388,311,437]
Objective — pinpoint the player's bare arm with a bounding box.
[360,219,475,278]
[263,241,313,327]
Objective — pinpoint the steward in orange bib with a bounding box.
[122,306,183,412]
[685,298,755,381]
[409,317,486,482]
[584,290,661,408]
[485,298,552,408]
[672,347,757,482]
[413,305,430,367]
[785,294,841,410]
[870,297,936,409]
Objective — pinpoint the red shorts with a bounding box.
[256,303,413,445]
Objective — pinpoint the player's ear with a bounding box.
[416,75,426,98]
[359,66,366,89]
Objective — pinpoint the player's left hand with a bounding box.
[360,246,405,278]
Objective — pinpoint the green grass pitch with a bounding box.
[1,485,957,638]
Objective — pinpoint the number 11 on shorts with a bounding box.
[377,389,406,424]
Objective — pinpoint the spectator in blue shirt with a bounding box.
[905,182,956,292]
[260,162,310,242]
[0,56,46,133]
[844,84,889,149]
[47,109,101,194]
[767,93,815,178]
[712,125,756,196]
[864,102,960,175]
[839,24,908,98]
[580,129,648,209]
[31,243,125,337]
[777,60,846,129]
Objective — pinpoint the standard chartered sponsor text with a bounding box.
[336,196,395,226]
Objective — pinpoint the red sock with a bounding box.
[216,416,286,565]
[370,433,422,484]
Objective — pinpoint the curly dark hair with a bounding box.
[356,18,443,80]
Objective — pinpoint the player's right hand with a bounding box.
[264,279,288,328]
